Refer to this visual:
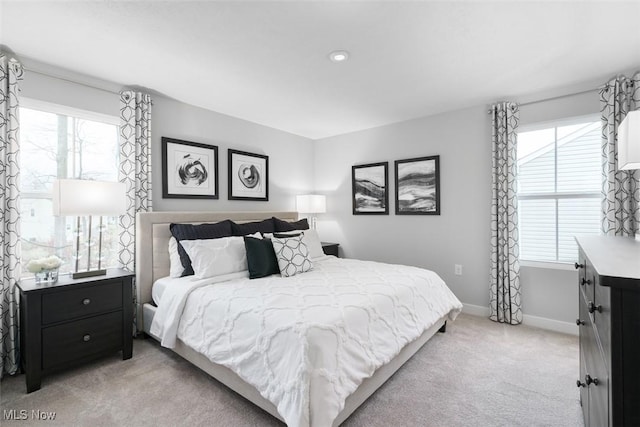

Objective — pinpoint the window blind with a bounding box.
[517,120,601,263]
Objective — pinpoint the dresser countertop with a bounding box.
[576,235,640,282]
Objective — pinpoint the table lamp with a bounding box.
[52,179,127,278]
[296,194,326,230]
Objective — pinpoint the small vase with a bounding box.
[35,268,59,284]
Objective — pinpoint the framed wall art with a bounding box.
[352,162,389,215]
[228,149,269,201]
[162,137,218,199]
[394,155,440,215]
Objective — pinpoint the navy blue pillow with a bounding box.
[273,217,309,232]
[243,236,280,279]
[231,218,275,236]
[169,220,233,276]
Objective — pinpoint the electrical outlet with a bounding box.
[454,264,462,276]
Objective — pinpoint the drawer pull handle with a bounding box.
[585,375,599,386]
[588,301,602,314]
[83,334,91,342]
[576,380,586,388]
[574,262,584,270]
[581,278,591,286]
[576,319,585,326]
[82,298,91,305]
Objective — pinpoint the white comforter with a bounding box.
[151,256,462,427]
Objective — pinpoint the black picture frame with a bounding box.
[162,137,219,199]
[352,162,389,215]
[394,155,440,215]
[228,149,269,201]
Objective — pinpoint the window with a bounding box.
[19,100,121,277]
[517,116,601,264]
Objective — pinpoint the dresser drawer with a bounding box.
[581,255,596,307]
[578,295,589,422]
[42,311,123,370]
[593,278,611,372]
[42,281,123,324]
[583,314,610,427]
[587,347,609,427]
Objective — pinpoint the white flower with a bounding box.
[26,260,43,273]
[41,255,63,270]
[26,256,63,273]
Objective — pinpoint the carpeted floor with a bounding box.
[1,313,584,427]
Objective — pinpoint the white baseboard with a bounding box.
[462,303,490,317]
[461,303,578,336]
[522,313,578,335]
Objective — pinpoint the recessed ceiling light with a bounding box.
[329,50,349,63]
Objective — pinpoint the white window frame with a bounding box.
[517,113,601,267]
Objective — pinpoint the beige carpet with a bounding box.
[1,314,584,427]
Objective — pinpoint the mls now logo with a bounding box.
[3,409,56,420]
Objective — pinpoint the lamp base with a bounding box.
[72,269,107,279]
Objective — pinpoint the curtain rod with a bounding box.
[519,87,601,107]
[23,66,122,96]
[487,87,601,114]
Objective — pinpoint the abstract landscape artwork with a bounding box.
[395,155,440,215]
[352,162,389,215]
[162,137,219,199]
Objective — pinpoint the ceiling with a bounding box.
[2,1,639,140]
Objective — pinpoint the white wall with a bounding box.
[19,58,314,213]
[314,106,492,309]
[152,97,313,212]
[313,89,602,332]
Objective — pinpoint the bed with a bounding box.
[135,211,462,427]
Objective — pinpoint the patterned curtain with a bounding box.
[0,55,23,377]
[600,72,640,236]
[489,102,522,325]
[118,91,153,271]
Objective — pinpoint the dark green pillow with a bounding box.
[243,236,280,279]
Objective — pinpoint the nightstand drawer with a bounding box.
[42,281,123,324]
[42,311,123,370]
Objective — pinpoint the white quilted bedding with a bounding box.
[151,256,462,427]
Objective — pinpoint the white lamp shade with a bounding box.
[619,110,640,170]
[296,194,326,214]
[52,179,127,216]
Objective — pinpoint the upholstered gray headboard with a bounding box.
[135,211,298,308]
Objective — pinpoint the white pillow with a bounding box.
[180,235,249,279]
[168,237,184,278]
[271,234,313,277]
[264,229,324,259]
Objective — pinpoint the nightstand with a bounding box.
[17,268,134,393]
[321,242,340,257]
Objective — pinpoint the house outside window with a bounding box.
[19,99,121,277]
[517,116,602,264]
